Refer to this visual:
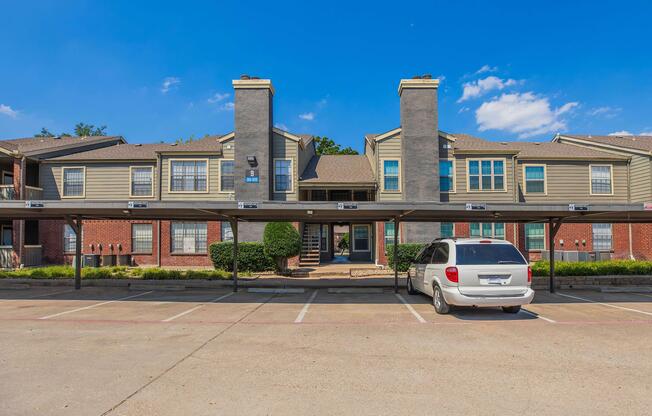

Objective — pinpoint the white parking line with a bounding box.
[395,293,426,323]
[38,291,154,320]
[294,290,319,323]
[520,308,556,323]
[557,292,652,317]
[161,292,234,322]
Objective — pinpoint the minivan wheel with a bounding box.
[502,306,521,314]
[433,285,450,314]
[406,274,418,295]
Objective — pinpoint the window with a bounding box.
[1,225,12,246]
[440,222,454,238]
[171,222,208,254]
[431,243,449,264]
[274,159,293,192]
[591,165,612,195]
[131,223,153,253]
[382,160,400,191]
[524,165,546,194]
[352,224,370,251]
[130,167,153,197]
[417,244,436,264]
[468,159,504,191]
[221,221,233,242]
[170,160,207,192]
[439,160,455,192]
[592,224,612,251]
[320,225,329,252]
[62,167,85,197]
[470,223,505,239]
[525,223,545,250]
[384,222,400,248]
[63,224,77,253]
[456,244,526,265]
[219,160,234,192]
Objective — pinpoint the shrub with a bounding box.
[531,260,652,276]
[386,243,426,272]
[263,222,302,272]
[209,242,275,272]
[81,267,114,279]
[140,268,182,280]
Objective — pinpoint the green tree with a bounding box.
[313,136,359,155]
[263,222,302,273]
[74,123,107,137]
[34,128,55,137]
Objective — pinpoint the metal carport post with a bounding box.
[393,216,400,293]
[230,218,239,292]
[65,215,83,290]
[548,218,563,293]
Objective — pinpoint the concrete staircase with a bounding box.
[299,224,321,267]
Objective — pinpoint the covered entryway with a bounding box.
[299,222,375,267]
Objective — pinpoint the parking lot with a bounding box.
[1,286,651,415]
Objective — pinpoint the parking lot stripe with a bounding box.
[520,308,556,323]
[294,290,319,323]
[395,293,426,323]
[38,291,154,320]
[161,292,234,322]
[557,292,652,317]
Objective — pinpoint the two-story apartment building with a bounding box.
[1,75,651,269]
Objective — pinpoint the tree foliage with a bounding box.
[34,128,55,137]
[313,136,358,155]
[35,123,107,138]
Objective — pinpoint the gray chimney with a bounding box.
[232,76,274,241]
[399,76,441,242]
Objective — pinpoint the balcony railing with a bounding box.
[0,185,43,200]
[0,246,14,268]
[0,185,16,200]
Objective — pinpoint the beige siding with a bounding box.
[376,134,402,201]
[297,138,315,186]
[628,155,651,202]
[447,155,516,203]
[160,155,224,200]
[40,162,157,200]
[516,160,630,203]
[272,133,299,201]
[364,139,376,176]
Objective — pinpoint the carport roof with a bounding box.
[1,200,651,223]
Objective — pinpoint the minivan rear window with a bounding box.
[456,244,527,265]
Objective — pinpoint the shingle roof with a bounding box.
[0,136,124,156]
[48,135,224,161]
[299,155,375,185]
[561,134,652,153]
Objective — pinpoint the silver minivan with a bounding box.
[407,238,534,314]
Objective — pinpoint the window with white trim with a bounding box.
[470,223,505,239]
[592,223,612,251]
[170,160,207,192]
[352,224,370,251]
[274,159,292,192]
[171,222,208,254]
[62,167,84,197]
[468,159,504,191]
[439,160,454,192]
[221,221,233,242]
[131,223,153,253]
[525,223,545,250]
[383,160,400,191]
[591,165,612,194]
[524,165,545,194]
[63,224,77,253]
[384,222,400,248]
[130,167,153,197]
[220,160,234,192]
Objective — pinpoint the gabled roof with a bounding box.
[299,155,375,186]
[0,136,125,157]
[47,135,224,161]
[556,134,652,155]
[218,128,313,149]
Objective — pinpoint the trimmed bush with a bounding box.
[531,260,652,276]
[209,242,275,272]
[386,243,426,272]
[263,222,301,272]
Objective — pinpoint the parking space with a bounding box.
[1,286,651,415]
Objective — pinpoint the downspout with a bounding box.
[627,158,634,259]
[156,154,162,267]
[18,156,26,266]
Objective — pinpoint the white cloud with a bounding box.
[476,65,498,74]
[588,106,621,118]
[436,75,446,82]
[458,106,470,114]
[0,104,18,118]
[458,76,520,102]
[640,131,652,136]
[207,92,230,104]
[475,92,579,138]
[609,130,652,136]
[299,112,315,121]
[161,77,180,94]
[219,102,234,111]
[274,123,289,131]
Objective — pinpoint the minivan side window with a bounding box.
[431,243,449,264]
[417,244,437,264]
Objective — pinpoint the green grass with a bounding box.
[0,266,232,280]
[532,260,652,277]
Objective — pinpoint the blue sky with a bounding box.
[1,0,651,152]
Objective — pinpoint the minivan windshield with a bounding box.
[456,244,527,265]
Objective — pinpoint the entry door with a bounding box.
[423,243,449,296]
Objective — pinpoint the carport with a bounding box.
[1,200,651,293]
